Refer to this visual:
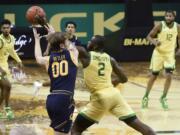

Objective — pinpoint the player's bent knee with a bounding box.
[121,115,137,125]
[123,117,156,135]
[5,84,11,91]
[54,131,68,135]
[2,80,11,90]
[72,114,95,134]
[152,71,159,76]
[165,68,174,74]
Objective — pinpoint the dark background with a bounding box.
[1,0,178,61]
[0,0,180,4]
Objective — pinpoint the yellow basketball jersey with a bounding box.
[156,21,178,53]
[0,34,21,74]
[83,51,113,93]
[0,34,16,63]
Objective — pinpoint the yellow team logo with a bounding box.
[52,60,68,78]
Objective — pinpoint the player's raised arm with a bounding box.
[33,28,48,65]
[147,22,162,46]
[43,43,50,56]
[76,46,90,68]
[43,24,55,56]
[110,57,128,85]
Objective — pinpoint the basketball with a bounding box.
[26,6,46,25]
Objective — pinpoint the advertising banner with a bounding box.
[0,4,179,60]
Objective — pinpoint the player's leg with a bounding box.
[111,89,155,135]
[2,78,11,107]
[0,66,14,119]
[0,83,4,106]
[46,93,75,135]
[142,73,158,108]
[2,78,14,119]
[0,75,6,107]
[72,92,106,135]
[145,73,158,97]
[54,131,69,135]
[160,72,172,110]
[71,113,95,135]
[163,71,172,97]
[0,80,4,118]
[160,55,175,110]
[123,116,156,135]
[142,51,163,108]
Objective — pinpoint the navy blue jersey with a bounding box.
[48,49,77,94]
[69,35,81,46]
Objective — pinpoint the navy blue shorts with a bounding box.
[46,93,75,133]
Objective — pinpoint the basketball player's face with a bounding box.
[66,24,76,35]
[1,24,11,36]
[165,12,175,25]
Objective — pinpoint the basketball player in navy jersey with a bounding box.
[41,21,81,87]
[33,26,78,135]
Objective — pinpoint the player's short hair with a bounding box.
[47,32,67,51]
[65,21,77,28]
[0,19,11,27]
[91,35,105,50]
[165,10,176,17]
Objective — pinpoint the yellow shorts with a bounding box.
[150,50,175,72]
[80,87,135,122]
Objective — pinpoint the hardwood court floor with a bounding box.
[0,57,180,135]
